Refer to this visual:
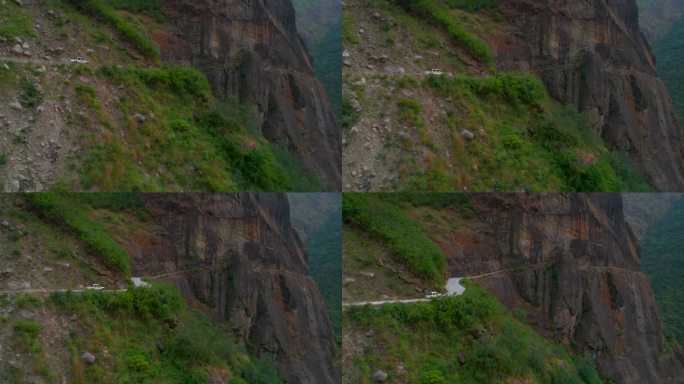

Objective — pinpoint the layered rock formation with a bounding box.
[446,194,683,383]
[155,0,341,189]
[493,0,684,191]
[119,193,339,384]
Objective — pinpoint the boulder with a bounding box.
[460,129,475,142]
[81,352,96,364]
[372,370,388,382]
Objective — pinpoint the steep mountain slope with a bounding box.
[464,194,683,383]
[0,0,340,191]
[342,193,684,383]
[0,193,339,384]
[496,0,684,191]
[343,0,682,191]
[157,0,341,189]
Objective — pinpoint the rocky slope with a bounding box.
[122,193,340,384]
[494,0,684,191]
[450,194,684,383]
[157,0,341,189]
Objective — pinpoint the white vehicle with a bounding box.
[425,291,441,299]
[131,277,150,288]
[425,69,443,76]
[69,57,90,64]
[86,284,105,291]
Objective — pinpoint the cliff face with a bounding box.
[119,194,339,384]
[447,194,682,383]
[493,0,684,191]
[156,0,341,189]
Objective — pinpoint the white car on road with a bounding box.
[86,284,105,291]
[69,57,90,64]
[425,291,442,299]
[425,69,443,76]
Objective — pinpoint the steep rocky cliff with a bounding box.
[120,194,339,384]
[493,0,684,191]
[156,0,341,189]
[447,194,683,383]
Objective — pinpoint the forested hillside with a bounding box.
[640,196,684,346]
[654,18,684,121]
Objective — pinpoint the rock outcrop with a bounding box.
[493,0,684,191]
[119,193,339,384]
[446,194,683,383]
[156,0,341,189]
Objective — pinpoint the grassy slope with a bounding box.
[640,196,684,346]
[343,0,651,191]
[344,282,604,384]
[0,194,284,383]
[343,194,448,286]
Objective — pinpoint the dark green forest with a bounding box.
[311,22,342,116]
[306,206,342,345]
[655,15,684,121]
[640,196,684,345]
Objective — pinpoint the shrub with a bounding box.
[13,320,41,352]
[100,65,211,97]
[427,73,547,105]
[21,78,43,108]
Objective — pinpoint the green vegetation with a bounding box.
[73,65,320,191]
[397,74,652,191]
[443,0,499,14]
[345,282,604,384]
[0,3,37,40]
[13,320,41,353]
[107,0,161,15]
[20,78,43,109]
[427,73,547,106]
[67,0,160,60]
[654,15,684,121]
[312,22,342,116]
[50,284,283,383]
[640,196,684,346]
[343,13,361,44]
[306,206,342,345]
[343,194,447,285]
[393,0,493,64]
[25,193,131,275]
